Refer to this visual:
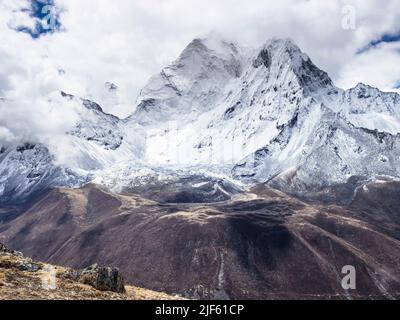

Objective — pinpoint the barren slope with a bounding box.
[0,244,183,300]
[1,183,399,300]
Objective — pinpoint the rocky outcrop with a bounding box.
[0,242,181,300]
[0,243,10,253]
[1,242,124,293]
[0,243,41,272]
[78,264,125,293]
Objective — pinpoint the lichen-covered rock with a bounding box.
[79,264,125,293]
[15,259,41,272]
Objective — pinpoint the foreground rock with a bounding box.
[78,264,125,293]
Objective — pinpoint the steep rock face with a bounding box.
[61,91,124,151]
[232,103,400,194]
[70,99,123,151]
[132,38,243,125]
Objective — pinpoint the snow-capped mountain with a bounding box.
[131,38,243,125]
[335,83,400,134]
[0,143,86,203]
[2,36,400,203]
[128,38,337,166]
[0,92,142,203]
[127,37,400,193]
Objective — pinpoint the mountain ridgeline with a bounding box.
[1,37,400,203]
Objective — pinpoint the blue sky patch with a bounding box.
[394,81,400,89]
[357,32,400,54]
[15,0,62,38]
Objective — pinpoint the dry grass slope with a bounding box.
[0,248,184,300]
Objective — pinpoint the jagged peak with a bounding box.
[351,82,399,96]
[253,37,334,93]
[181,38,208,55]
[255,38,306,65]
[60,90,119,119]
[345,82,380,98]
[105,82,118,91]
[261,37,302,53]
[350,82,380,93]
[354,82,373,90]
[178,36,242,63]
[348,83,400,96]
[347,83,395,101]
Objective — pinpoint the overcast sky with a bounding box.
[1,0,400,143]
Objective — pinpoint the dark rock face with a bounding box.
[1,183,400,299]
[59,91,124,151]
[78,264,125,293]
[253,49,271,69]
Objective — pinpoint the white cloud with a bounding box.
[0,0,400,145]
[336,42,400,93]
[0,126,15,143]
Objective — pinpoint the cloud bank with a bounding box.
[1,0,400,146]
